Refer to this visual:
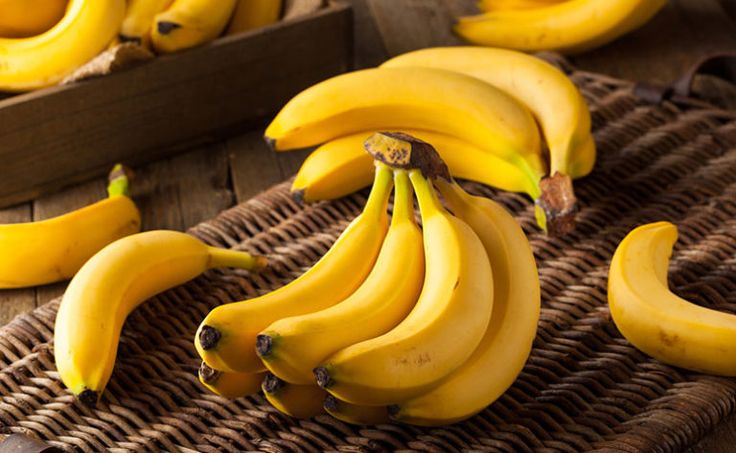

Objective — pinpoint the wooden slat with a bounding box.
[228,131,288,202]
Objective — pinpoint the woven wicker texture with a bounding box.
[2,64,736,452]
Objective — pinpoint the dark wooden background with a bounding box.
[1,0,735,450]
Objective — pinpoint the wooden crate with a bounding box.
[0,2,352,208]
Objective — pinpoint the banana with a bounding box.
[314,147,494,406]
[389,179,540,425]
[323,395,390,425]
[257,170,424,384]
[54,230,266,405]
[0,0,68,38]
[199,362,263,399]
[382,46,595,179]
[456,0,667,54]
[0,0,125,91]
[227,0,282,35]
[264,67,545,188]
[151,0,237,53]
[0,165,140,289]
[292,130,538,203]
[195,163,393,373]
[120,0,173,47]
[262,373,326,419]
[608,222,736,376]
[477,0,566,12]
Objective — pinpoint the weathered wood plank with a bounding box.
[228,130,286,203]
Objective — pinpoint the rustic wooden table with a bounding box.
[1,0,735,450]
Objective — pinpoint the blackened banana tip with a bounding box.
[199,362,220,383]
[261,372,284,394]
[256,334,273,357]
[323,394,339,411]
[78,389,98,407]
[157,21,181,35]
[199,325,221,350]
[313,366,331,389]
[264,136,277,150]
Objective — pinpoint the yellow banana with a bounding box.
[0,0,68,38]
[292,130,538,203]
[54,230,266,405]
[315,155,494,406]
[195,163,393,373]
[324,395,390,425]
[227,0,282,35]
[0,0,125,91]
[0,166,140,288]
[262,373,326,419]
[257,170,424,384]
[199,362,263,399]
[382,46,595,179]
[120,0,173,47]
[265,67,545,187]
[390,179,540,425]
[478,0,566,12]
[456,0,667,54]
[609,222,736,376]
[151,0,237,53]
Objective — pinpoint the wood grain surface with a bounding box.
[1,0,736,449]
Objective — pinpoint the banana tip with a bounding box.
[262,372,284,394]
[157,21,181,35]
[198,325,221,350]
[78,389,99,407]
[386,404,400,418]
[255,334,273,357]
[291,189,306,206]
[313,366,332,389]
[264,136,277,151]
[323,394,338,411]
[199,362,220,384]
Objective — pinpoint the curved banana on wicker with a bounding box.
[195,163,393,373]
[151,0,237,53]
[389,179,540,425]
[257,169,424,384]
[609,222,736,376]
[456,0,667,54]
[0,0,125,91]
[120,0,173,47]
[262,373,326,419]
[324,395,390,425]
[314,133,494,406]
[0,0,68,38]
[0,165,140,289]
[54,231,266,405]
[199,362,263,399]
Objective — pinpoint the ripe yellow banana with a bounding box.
[195,163,393,373]
[0,166,140,289]
[0,0,68,38]
[54,230,266,405]
[120,0,173,47]
[227,0,282,35]
[262,373,326,419]
[382,46,595,179]
[324,395,390,425]
[257,170,424,384]
[456,0,667,54]
[151,0,237,53]
[389,179,540,425]
[609,222,736,376]
[0,0,125,91]
[265,67,545,186]
[315,164,494,406]
[292,130,538,203]
[477,0,566,12]
[199,362,263,399]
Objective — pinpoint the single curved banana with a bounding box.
[456,0,667,54]
[389,179,540,425]
[151,0,237,53]
[262,373,326,419]
[265,67,545,186]
[324,395,390,425]
[0,166,140,288]
[257,170,424,384]
[314,168,494,406]
[292,130,538,203]
[120,0,173,47]
[0,0,68,38]
[478,0,566,12]
[195,163,393,373]
[609,222,736,376]
[199,362,263,399]
[382,46,595,179]
[0,0,125,91]
[227,0,282,35]
[54,230,266,405]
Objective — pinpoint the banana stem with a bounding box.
[107,163,131,198]
[391,170,414,224]
[409,170,442,222]
[207,247,267,270]
[363,162,394,217]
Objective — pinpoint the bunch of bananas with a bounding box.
[195,132,541,426]
[0,0,282,91]
[457,0,667,53]
[274,46,595,235]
